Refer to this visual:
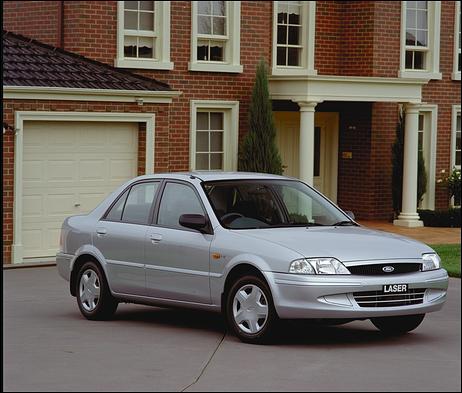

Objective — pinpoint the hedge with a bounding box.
[418,208,461,227]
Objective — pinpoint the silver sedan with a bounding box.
[57,172,448,344]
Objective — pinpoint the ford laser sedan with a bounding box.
[57,172,448,343]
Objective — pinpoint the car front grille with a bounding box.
[353,289,426,308]
[347,263,422,275]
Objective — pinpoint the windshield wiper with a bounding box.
[332,221,358,226]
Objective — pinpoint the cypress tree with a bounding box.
[238,59,283,175]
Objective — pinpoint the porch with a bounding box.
[269,74,431,226]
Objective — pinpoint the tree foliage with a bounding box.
[238,59,283,175]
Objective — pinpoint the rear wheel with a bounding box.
[226,275,278,344]
[371,314,425,335]
[76,261,118,320]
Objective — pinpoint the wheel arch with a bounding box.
[70,252,108,297]
[221,263,273,313]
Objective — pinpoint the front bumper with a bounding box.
[264,269,449,319]
[56,252,73,281]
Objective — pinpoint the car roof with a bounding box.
[134,171,291,182]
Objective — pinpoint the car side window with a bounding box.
[105,189,129,221]
[120,182,159,225]
[157,182,205,229]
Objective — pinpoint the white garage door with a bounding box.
[22,121,139,259]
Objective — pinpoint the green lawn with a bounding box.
[428,244,461,278]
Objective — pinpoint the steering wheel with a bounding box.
[221,212,244,225]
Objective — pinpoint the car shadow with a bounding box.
[102,305,435,347]
[112,305,226,333]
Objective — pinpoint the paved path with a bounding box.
[3,267,461,392]
[359,220,461,245]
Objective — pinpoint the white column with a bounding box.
[394,104,423,227]
[298,101,318,186]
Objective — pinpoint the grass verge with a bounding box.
[428,244,461,278]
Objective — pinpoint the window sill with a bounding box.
[115,58,174,70]
[398,70,442,80]
[271,67,318,77]
[188,62,243,73]
[451,72,461,81]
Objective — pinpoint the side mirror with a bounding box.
[179,214,210,233]
[345,211,355,220]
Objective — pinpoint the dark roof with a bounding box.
[2,31,171,91]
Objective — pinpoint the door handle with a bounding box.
[149,234,162,243]
[96,228,107,236]
[74,203,81,207]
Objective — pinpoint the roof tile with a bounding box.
[3,31,171,91]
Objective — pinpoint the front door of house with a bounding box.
[274,112,338,202]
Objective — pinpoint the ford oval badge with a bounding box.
[382,266,395,273]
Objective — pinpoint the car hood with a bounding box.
[236,226,433,262]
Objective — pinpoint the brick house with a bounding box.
[2,1,461,265]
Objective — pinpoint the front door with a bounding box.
[145,181,212,304]
[274,111,339,202]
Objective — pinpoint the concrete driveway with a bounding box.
[3,267,461,392]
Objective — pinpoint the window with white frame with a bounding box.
[276,1,302,66]
[190,101,239,171]
[400,1,441,79]
[196,112,225,170]
[453,108,461,169]
[405,1,428,70]
[190,1,242,73]
[416,109,437,210]
[453,1,461,80]
[272,1,316,75]
[418,113,425,154]
[116,1,173,70]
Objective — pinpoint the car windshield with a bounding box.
[202,179,351,229]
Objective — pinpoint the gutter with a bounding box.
[3,86,182,104]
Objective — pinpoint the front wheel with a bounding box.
[76,261,118,320]
[371,314,425,335]
[226,275,278,344]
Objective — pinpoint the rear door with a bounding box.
[94,181,160,296]
[145,181,213,303]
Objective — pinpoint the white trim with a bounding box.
[453,1,461,81]
[189,1,242,73]
[3,86,181,103]
[269,74,425,103]
[399,1,441,79]
[272,1,317,76]
[115,1,173,70]
[416,104,438,210]
[11,111,156,264]
[451,104,461,170]
[189,100,239,171]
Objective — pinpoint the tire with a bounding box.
[76,261,118,320]
[226,275,278,344]
[371,314,425,335]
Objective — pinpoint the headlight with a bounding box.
[422,253,441,271]
[289,258,350,275]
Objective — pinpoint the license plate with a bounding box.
[382,284,408,294]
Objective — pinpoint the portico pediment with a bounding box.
[269,74,427,104]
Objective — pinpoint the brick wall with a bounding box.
[336,102,375,219]
[372,1,401,77]
[2,0,461,233]
[3,0,60,46]
[2,100,170,264]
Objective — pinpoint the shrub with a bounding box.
[417,208,461,227]
[437,168,461,206]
